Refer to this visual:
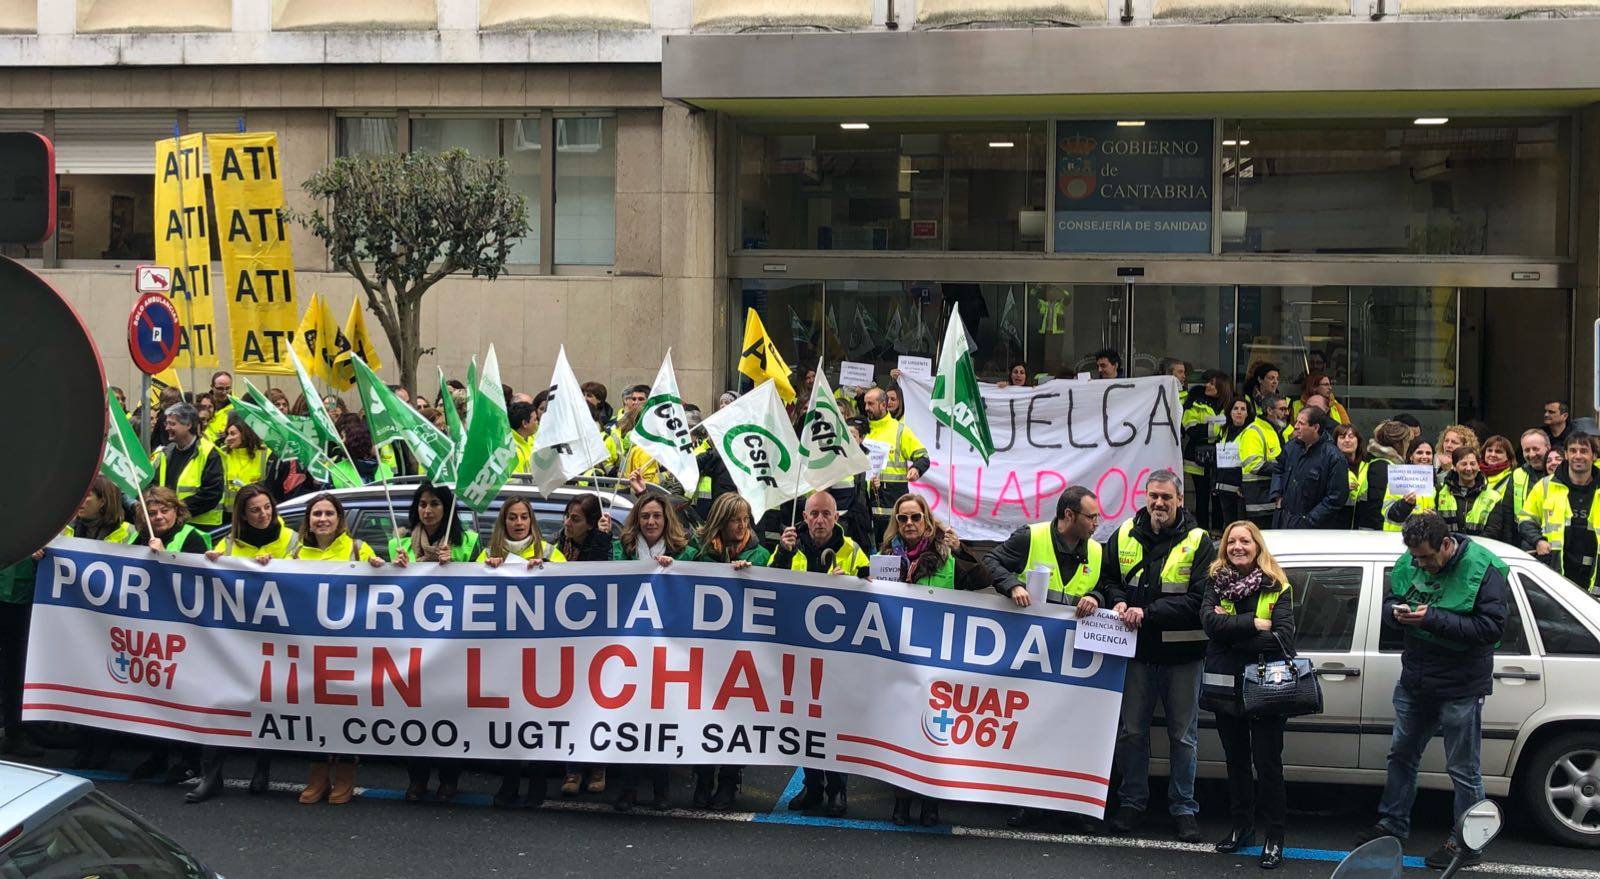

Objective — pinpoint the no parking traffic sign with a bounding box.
[128,291,181,375]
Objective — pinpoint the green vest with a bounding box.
[389,531,482,564]
[163,523,211,554]
[1023,522,1103,601]
[1391,539,1506,651]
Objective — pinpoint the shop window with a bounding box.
[553,116,615,266]
[1221,118,1569,257]
[738,121,1047,253]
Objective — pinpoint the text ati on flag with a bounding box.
[738,308,797,404]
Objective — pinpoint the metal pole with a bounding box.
[139,373,153,453]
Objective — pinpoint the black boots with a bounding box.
[919,798,941,827]
[1260,834,1284,870]
[494,774,520,808]
[787,784,823,812]
[692,770,714,808]
[1215,826,1256,854]
[892,795,914,826]
[248,756,271,794]
[824,789,847,818]
[185,749,224,803]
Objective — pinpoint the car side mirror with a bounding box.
[1457,799,1503,852]
[1328,836,1403,879]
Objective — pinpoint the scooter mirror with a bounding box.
[1328,836,1404,879]
[1458,799,1503,852]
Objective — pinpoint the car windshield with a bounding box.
[0,790,207,878]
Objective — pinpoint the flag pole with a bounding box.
[110,413,154,543]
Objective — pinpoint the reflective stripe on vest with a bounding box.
[1520,476,1600,576]
[1438,485,1503,533]
[1023,522,1103,601]
[1382,485,1436,532]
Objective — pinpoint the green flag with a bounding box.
[350,354,457,484]
[454,345,518,512]
[101,388,154,499]
[238,381,354,487]
[287,346,342,448]
[930,311,995,464]
[437,367,467,484]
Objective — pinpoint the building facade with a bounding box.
[2,0,1596,440]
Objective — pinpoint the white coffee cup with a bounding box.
[1024,565,1051,607]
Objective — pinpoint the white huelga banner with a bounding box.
[898,375,1183,541]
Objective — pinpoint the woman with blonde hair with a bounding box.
[1201,520,1297,870]
[878,493,954,588]
[478,497,564,568]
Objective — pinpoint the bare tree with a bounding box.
[289,149,528,392]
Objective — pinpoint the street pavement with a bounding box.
[25,749,1598,879]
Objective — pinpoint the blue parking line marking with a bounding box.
[755,811,952,834]
[773,767,806,810]
[1231,845,1426,869]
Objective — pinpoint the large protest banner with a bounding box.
[208,132,298,375]
[153,133,219,369]
[28,538,1125,815]
[899,375,1183,542]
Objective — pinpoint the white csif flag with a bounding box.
[699,380,807,518]
[797,359,870,494]
[630,349,700,492]
[526,346,609,495]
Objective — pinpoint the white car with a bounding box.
[1147,530,1600,848]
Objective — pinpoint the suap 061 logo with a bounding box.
[107,627,186,690]
[920,681,1028,749]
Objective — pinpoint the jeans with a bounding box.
[1215,711,1287,835]
[1377,683,1485,840]
[1115,659,1202,817]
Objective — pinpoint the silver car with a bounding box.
[0,761,219,877]
[1148,531,1600,848]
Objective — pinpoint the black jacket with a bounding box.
[559,526,616,562]
[1356,443,1405,530]
[983,523,1108,608]
[1391,471,1515,543]
[770,525,868,577]
[1100,507,1215,665]
[1381,535,1510,701]
[160,438,225,521]
[1272,431,1349,529]
[1200,578,1297,715]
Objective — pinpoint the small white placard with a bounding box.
[1205,416,1227,427]
[1074,609,1138,658]
[839,360,875,387]
[897,356,932,380]
[863,439,891,477]
[1386,464,1437,498]
[870,554,903,582]
[1076,372,1093,381]
[1215,442,1242,469]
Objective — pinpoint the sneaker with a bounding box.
[1174,813,1203,843]
[1425,840,1482,871]
[1108,805,1142,834]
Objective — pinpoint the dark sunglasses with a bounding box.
[896,512,924,524]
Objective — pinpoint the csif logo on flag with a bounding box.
[799,403,848,469]
[636,394,693,453]
[721,425,791,488]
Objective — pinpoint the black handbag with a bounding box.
[1241,632,1323,719]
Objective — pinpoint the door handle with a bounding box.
[1314,667,1360,678]
[1493,671,1541,681]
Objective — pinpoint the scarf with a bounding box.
[412,518,454,557]
[635,536,666,561]
[502,534,536,558]
[891,535,940,583]
[1481,458,1511,479]
[1213,565,1272,604]
[237,518,281,549]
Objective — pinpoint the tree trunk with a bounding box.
[396,293,424,396]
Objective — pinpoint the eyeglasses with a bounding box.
[1073,510,1101,522]
[896,512,924,524]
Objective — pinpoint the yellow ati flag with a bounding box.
[208,132,298,375]
[333,297,381,388]
[738,308,796,404]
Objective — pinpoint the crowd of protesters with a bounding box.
[2,350,1585,871]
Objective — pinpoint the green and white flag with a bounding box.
[454,345,518,512]
[101,388,154,499]
[237,382,359,489]
[930,311,995,464]
[699,380,807,518]
[349,354,456,484]
[438,366,468,479]
[287,345,342,449]
[527,346,608,496]
[631,349,699,492]
[797,359,870,494]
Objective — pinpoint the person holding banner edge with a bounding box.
[389,483,479,566]
[1103,469,1215,843]
[983,484,1112,832]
